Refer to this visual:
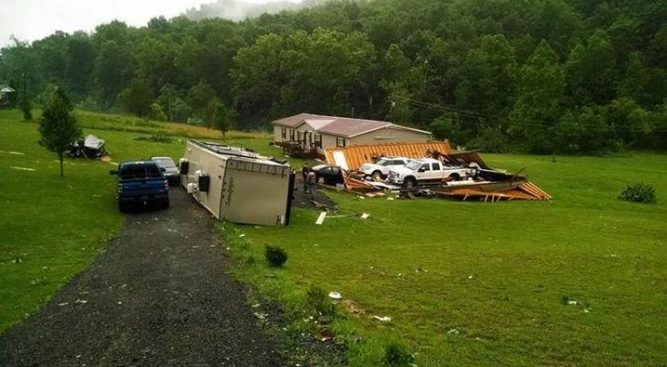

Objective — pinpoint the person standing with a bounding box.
[301,164,310,192]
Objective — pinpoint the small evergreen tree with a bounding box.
[19,96,33,121]
[38,88,81,177]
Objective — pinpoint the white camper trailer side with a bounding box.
[180,140,294,226]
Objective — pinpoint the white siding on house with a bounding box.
[349,127,431,146]
[321,134,342,150]
[272,115,432,151]
[273,125,285,143]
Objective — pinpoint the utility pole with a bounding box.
[22,72,26,101]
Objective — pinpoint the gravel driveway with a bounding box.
[0,188,280,366]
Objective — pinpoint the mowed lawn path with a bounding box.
[0,189,279,366]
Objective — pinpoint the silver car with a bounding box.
[150,156,180,185]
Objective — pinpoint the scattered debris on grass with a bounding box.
[446,328,460,336]
[10,166,36,171]
[328,292,342,300]
[373,315,392,323]
[0,150,26,155]
[65,135,107,159]
[316,212,327,225]
[320,142,551,202]
[561,295,591,312]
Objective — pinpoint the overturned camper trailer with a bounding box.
[180,140,294,226]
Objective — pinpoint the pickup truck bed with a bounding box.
[111,161,170,212]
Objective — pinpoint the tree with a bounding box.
[147,102,167,121]
[508,40,566,154]
[117,80,153,117]
[38,88,81,177]
[564,30,616,106]
[214,104,233,140]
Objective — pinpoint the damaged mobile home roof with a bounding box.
[272,113,431,138]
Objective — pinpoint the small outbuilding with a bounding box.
[0,85,16,107]
[180,140,294,226]
[272,113,432,152]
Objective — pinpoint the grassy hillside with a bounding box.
[227,154,667,365]
[2,109,665,366]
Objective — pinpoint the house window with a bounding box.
[281,127,286,139]
[336,137,346,147]
[289,129,295,141]
[315,134,323,148]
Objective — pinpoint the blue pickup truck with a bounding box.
[110,161,170,212]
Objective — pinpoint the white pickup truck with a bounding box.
[387,158,477,188]
[359,157,410,179]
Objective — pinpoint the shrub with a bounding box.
[381,342,415,367]
[19,97,32,121]
[618,183,656,204]
[306,286,335,316]
[147,102,167,122]
[134,133,173,143]
[265,245,288,267]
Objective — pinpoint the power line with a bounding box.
[390,95,667,132]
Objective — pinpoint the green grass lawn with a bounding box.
[2,108,665,366]
[0,109,281,332]
[230,153,667,365]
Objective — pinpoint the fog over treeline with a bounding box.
[184,0,307,21]
[1,0,665,154]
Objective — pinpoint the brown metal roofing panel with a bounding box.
[325,141,452,170]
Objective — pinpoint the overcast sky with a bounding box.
[0,0,273,47]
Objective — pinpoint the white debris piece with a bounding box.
[446,328,460,335]
[316,212,327,225]
[328,291,342,300]
[10,166,36,171]
[360,213,370,220]
[372,315,392,323]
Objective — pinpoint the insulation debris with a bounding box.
[10,166,36,171]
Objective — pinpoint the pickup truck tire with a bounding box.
[450,173,461,181]
[403,177,417,189]
[118,202,130,213]
[162,198,170,209]
[371,170,382,180]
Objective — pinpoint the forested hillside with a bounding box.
[1,0,665,153]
